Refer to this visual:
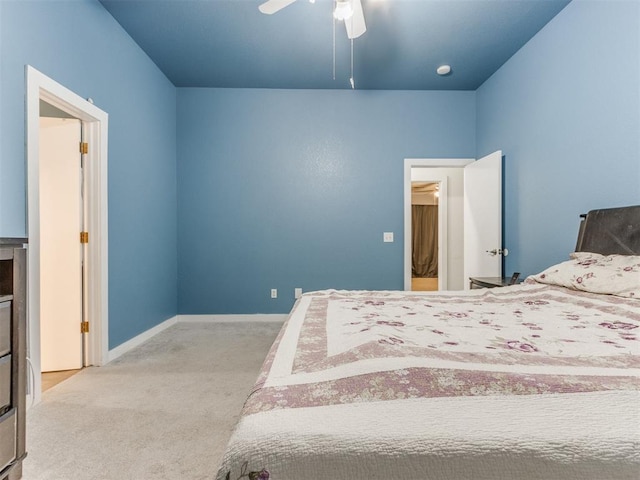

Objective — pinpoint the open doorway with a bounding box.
[404,153,504,292]
[39,113,84,389]
[404,158,472,291]
[26,66,109,406]
[411,182,439,291]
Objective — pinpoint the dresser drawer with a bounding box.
[0,355,10,412]
[0,408,16,472]
[0,302,10,357]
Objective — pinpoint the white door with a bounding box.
[463,150,503,288]
[39,117,83,371]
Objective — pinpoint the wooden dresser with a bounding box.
[0,239,27,480]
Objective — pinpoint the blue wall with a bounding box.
[0,0,178,348]
[477,0,640,277]
[2,0,638,338]
[177,89,476,313]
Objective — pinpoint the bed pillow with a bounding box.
[529,252,640,298]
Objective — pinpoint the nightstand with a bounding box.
[469,275,519,289]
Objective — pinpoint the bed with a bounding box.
[216,206,640,480]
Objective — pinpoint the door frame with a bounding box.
[26,65,109,406]
[403,158,473,291]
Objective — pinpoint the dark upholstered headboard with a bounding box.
[575,205,640,255]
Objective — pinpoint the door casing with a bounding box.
[404,159,473,291]
[26,65,109,406]
[404,154,504,291]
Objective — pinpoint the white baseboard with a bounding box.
[177,314,287,323]
[107,315,178,363]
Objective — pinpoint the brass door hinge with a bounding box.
[80,232,89,244]
[81,321,89,334]
[80,142,89,154]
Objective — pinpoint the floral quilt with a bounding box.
[217,283,640,480]
[244,283,638,414]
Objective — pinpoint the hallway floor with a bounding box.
[41,369,82,392]
[411,277,438,291]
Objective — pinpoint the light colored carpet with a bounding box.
[22,321,282,480]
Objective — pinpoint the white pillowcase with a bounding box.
[529,252,640,299]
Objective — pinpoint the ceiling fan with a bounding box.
[258,0,367,39]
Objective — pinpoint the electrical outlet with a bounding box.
[294,288,302,299]
[271,288,277,299]
[383,232,394,243]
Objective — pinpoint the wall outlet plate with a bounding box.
[294,288,302,299]
[271,289,277,298]
[383,232,394,242]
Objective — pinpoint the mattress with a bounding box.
[216,282,640,480]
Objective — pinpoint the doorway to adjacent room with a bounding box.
[403,152,503,292]
[411,181,440,291]
[26,66,109,405]
[405,158,471,291]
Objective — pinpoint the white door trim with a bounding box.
[26,65,109,406]
[404,158,473,291]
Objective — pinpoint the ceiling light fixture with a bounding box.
[334,0,354,21]
[437,65,452,76]
[259,0,365,89]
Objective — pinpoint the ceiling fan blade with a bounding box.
[259,0,298,15]
[344,0,366,39]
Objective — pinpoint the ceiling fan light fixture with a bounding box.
[334,0,354,21]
